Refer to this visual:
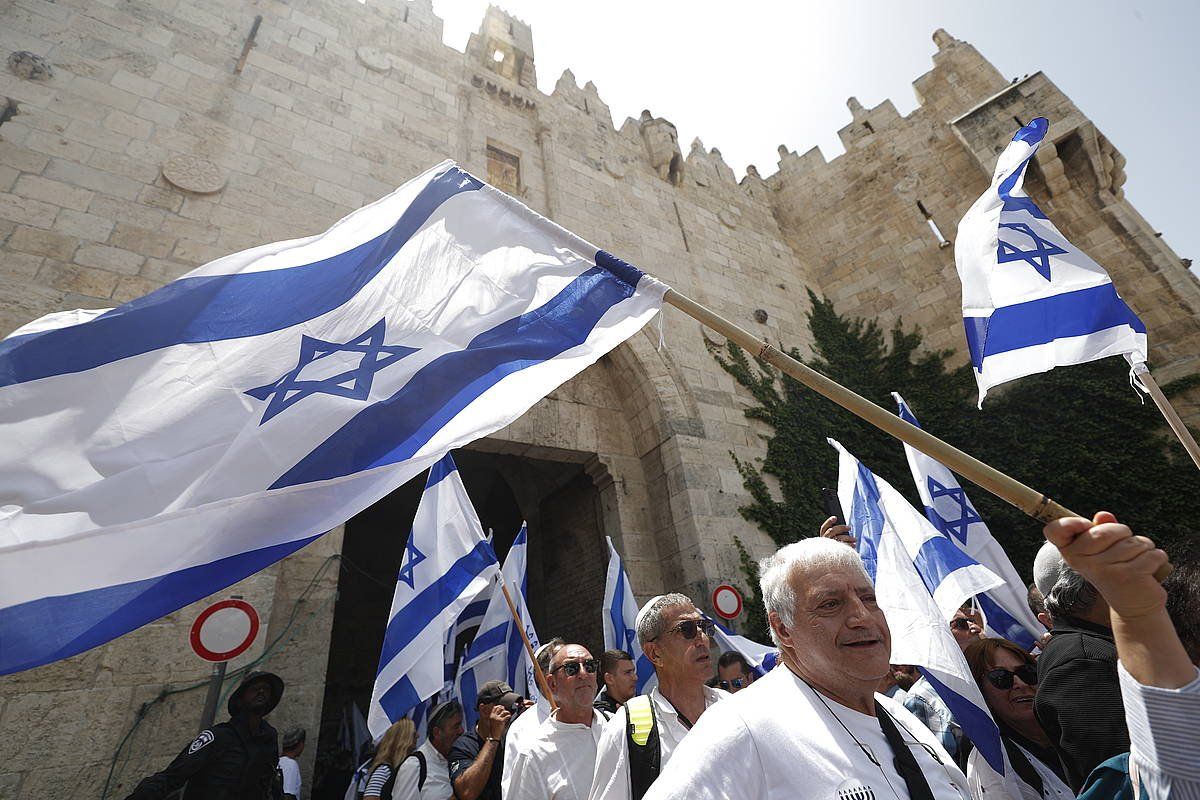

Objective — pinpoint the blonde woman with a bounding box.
[364,719,419,800]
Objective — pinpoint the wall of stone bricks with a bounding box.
[1,2,1197,796]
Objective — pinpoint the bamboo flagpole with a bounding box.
[499,578,556,711]
[660,288,1173,580]
[1131,363,1200,472]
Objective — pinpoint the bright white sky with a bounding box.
[432,1,1200,278]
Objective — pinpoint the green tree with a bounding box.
[715,290,1198,644]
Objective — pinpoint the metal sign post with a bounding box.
[188,596,259,732]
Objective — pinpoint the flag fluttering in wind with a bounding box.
[954,117,1146,405]
[832,439,1010,776]
[893,393,1044,649]
[455,523,540,730]
[367,454,499,737]
[601,536,656,692]
[709,617,778,676]
[0,160,666,675]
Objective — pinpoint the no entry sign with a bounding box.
[189,599,260,662]
[711,584,743,620]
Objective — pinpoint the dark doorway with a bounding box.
[312,446,606,784]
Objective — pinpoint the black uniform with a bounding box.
[125,671,285,800]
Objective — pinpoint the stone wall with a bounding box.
[1,2,1197,796]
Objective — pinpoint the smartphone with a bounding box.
[820,487,844,527]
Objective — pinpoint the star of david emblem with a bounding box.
[245,319,416,425]
[996,222,1068,281]
[926,476,982,546]
[397,536,426,589]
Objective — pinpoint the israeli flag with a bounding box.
[0,160,666,675]
[602,537,656,692]
[955,117,1146,404]
[893,393,1044,650]
[455,523,540,729]
[367,454,498,736]
[831,439,1010,775]
[709,617,779,676]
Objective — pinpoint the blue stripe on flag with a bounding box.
[379,674,423,722]
[963,283,1146,370]
[468,622,509,655]
[0,166,481,388]
[977,592,1036,651]
[272,266,635,488]
[595,250,646,289]
[377,540,498,667]
[426,454,459,488]
[851,462,886,581]
[922,670,1006,773]
[0,532,322,675]
[912,533,980,597]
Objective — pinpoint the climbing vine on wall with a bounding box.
[715,290,1198,644]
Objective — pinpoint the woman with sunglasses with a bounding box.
[962,638,1073,800]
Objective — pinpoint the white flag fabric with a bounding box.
[955,116,1146,404]
[709,617,779,676]
[0,160,666,675]
[893,393,1044,650]
[602,536,656,692]
[455,522,540,729]
[367,454,499,737]
[832,439,1011,776]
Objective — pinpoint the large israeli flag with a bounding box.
[455,523,539,729]
[0,160,666,675]
[832,439,1010,775]
[368,454,499,736]
[955,117,1146,404]
[892,393,1044,650]
[602,537,655,692]
[709,617,778,677]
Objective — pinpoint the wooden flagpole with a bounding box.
[499,578,557,711]
[661,288,1173,580]
[1133,366,1200,472]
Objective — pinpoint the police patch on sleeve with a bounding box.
[188,729,215,754]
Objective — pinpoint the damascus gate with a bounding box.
[1,1,1198,796]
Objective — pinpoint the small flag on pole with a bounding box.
[601,537,655,692]
[954,117,1146,405]
[0,160,666,675]
[832,438,1009,775]
[368,454,499,737]
[455,523,540,729]
[893,393,1045,649]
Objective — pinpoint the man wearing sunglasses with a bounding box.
[588,594,728,800]
[715,651,755,694]
[506,644,610,800]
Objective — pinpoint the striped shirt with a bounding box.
[1119,661,1200,800]
[364,764,394,797]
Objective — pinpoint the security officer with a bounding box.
[125,670,285,800]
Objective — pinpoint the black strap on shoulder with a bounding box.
[625,696,660,800]
[875,701,935,800]
[409,750,427,790]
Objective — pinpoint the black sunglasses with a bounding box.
[651,618,716,642]
[552,658,598,677]
[717,678,745,691]
[985,664,1038,690]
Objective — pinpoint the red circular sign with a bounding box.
[189,599,259,662]
[711,584,743,620]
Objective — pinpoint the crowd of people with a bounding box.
[123,512,1198,800]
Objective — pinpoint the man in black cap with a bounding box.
[125,670,285,800]
[448,680,520,800]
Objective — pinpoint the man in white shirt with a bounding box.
[502,637,564,784]
[391,699,464,800]
[278,727,305,800]
[506,644,609,800]
[645,539,969,800]
[588,594,728,800]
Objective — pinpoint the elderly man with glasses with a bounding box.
[588,593,729,800]
[505,644,610,800]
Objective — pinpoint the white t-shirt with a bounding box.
[966,742,1073,800]
[587,685,728,800]
[392,739,454,800]
[502,702,551,785]
[644,666,969,800]
[505,709,607,800]
[279,755,301,798]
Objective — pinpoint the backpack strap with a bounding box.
[625,695,660,800]
[409,750,427,791]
